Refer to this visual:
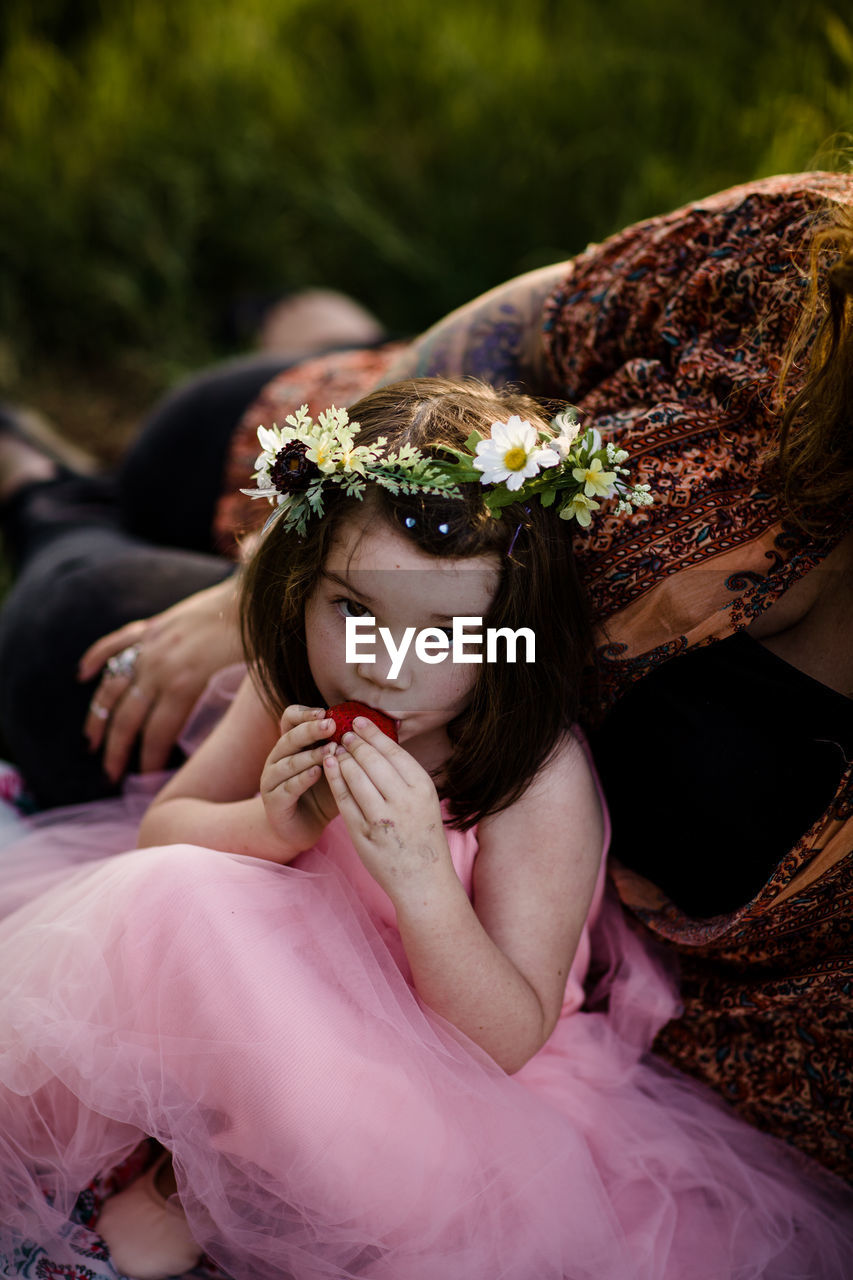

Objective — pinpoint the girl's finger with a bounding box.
[322,752,364,825]
[266,743,336,789]
[268,709,334,763]
[349,716,424,787]
[336,727,406,801]
[279,705,325,732]
[333,746,388,821]
[266,756,325,802]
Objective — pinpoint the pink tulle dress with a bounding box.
[0,676,851,1279]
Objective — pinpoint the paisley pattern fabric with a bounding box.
[214,172,853,1179]
[543,171,852,694]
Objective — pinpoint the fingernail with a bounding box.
[352,716,370,730]
[342,731,355,746]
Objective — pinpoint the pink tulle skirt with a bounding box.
[0,784,851,1280]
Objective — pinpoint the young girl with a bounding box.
[0,379,850,1280]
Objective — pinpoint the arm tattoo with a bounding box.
[382,263,570,393]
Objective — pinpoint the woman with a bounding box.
[1,170,851,1183]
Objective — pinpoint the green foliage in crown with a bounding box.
[242,404,653,537]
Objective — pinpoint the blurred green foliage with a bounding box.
[1,0,852,391]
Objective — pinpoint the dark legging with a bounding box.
[0,353,294,807]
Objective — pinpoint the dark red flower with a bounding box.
[270,442,321,492]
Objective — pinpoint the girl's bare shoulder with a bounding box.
[476,730,605,872]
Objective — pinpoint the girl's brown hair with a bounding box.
[777,202,853,536]
[240,378,593,830]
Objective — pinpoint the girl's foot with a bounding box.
[95,1150,202,1280]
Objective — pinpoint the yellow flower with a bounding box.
[571,456,617,499]
[337,444,369,474]
[305,436,338,474]
[559,493,600,527]
[503,445,529,472]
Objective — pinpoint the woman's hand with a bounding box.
[321,714,451,900]
[260,706,339,850]
[79,577,244,782]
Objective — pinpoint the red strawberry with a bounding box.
[326,701,398,745]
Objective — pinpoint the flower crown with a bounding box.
[241,404,652,537]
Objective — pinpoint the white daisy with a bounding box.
[473,416,560,491]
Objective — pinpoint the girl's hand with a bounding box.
[260,706,339,849]
[322,714,450,900]
[79,578,243,782]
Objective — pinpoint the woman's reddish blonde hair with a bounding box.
[778,201,853,535]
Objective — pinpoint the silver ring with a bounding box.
[105,644,141,680]
[89,701,110,721]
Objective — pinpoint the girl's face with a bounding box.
[304,505,501,770]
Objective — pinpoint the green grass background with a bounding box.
[1,0,852,442]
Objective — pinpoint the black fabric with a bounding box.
[0,470,128,568]
[116,353,295,552]
[591,632,853,919]
[0,508,234,807]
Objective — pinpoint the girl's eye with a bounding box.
[332,595,371,620]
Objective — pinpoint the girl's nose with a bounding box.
[355,657,411,691]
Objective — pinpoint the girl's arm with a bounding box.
[138,678,339,863]
[380,262,572,395]
[323,721,604,1073]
